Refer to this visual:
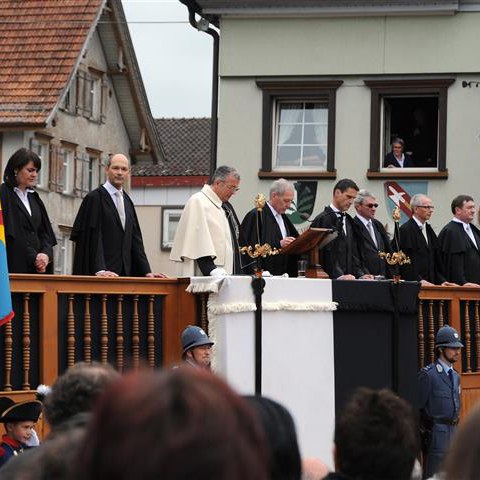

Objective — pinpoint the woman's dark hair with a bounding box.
[73,368,268,480]
[3,148,42,187]
[244,396,302,480]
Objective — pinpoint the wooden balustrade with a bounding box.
[3,280,480,422]
[1,274,197,393]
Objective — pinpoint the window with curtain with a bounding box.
[256,80,342,179]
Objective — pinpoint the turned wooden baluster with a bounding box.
[67,294,75,368]
[418,300,425,368]
[439,300,445,327]
[116,295,124,372]
[22,293,31,390]
[84,294,92,364]
[428,300,435,364]
[4,317,13,391]
[101,294,108,364]
[465,301,472,373]
[132,295,140,370]
[475,301,480,372]
[147,295,155,369]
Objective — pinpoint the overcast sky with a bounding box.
[122,0,213,118]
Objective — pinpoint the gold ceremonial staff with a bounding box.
[240,193,280,275]
[379,205,410,282]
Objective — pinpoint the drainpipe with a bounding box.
[183,2,219,179]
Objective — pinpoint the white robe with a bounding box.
[170,184,234,276]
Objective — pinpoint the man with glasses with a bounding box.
[352,190,392,277]
[398,194,452,285]
[170,165,251,276]
[438,195,480,286]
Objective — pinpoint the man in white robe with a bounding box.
[170,166,250,276]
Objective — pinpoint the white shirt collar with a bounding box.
[103,180,123,197]
[452,217,470,228]
[412,215,426,228]
[267,202,281,217]
[355,213,371,227]
[330,204,342,215]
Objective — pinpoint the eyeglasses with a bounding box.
[418,205,435,210]
[222,182,240,192]
[365,203,379,208]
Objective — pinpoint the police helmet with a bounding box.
[181,325,214,355]
[435,325,464,348]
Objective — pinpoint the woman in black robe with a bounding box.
[0,148,56,273]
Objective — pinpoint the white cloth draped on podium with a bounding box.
[188,275,337,466]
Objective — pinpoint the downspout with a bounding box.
[184,4,219,179]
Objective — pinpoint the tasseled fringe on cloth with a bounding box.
[185,276,229,294]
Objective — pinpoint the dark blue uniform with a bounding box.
[418,360,461,478]
[0,435,25,469]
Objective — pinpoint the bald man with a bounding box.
[71,154,162,277]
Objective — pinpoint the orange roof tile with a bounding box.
[0,0,103,126]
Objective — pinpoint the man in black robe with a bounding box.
[352,189,392,277]
[438,194,480,286]
[241,179,299,276]
[71,154,163,278]
[397,194,451,285]
[311,179,372,280]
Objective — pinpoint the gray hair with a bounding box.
[410,194,429,210]
[269,178,294,198]
[354,189,376,206]
[211,165,240,183]
[391,137,405,148]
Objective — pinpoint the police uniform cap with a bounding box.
[435,325,464,348]
[181,325,214,355]
[0,399,42,423]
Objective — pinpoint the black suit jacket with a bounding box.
[397,217,446,284]
[311,206,366,278]
[71,186,151,276]
[241,205,299,276]
[384,152,415,168]
[0,183,56,273]
[438,220,480,285]
[352,216,392,277]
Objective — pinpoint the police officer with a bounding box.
[418,325,463,479]
[181,325,214,370]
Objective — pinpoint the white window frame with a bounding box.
[161,207,183,251]
[30,137,50,190]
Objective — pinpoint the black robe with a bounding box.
[71,186,151,276]
[397,217,446,284]
[241,205,299,276]
[311,206,366,279]
[438,220,480,284]
[352,216,392,277]
[0,183,56,274]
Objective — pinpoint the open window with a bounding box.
[365,78,454,178]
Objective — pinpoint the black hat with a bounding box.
[0,397,42,423]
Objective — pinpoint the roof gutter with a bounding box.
[180,0,219,179]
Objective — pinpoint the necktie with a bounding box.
[116,190,126,230]
[466,224,478,249]
[420,224,428,244]
[337,213,346,236]
[448,369,454,384]
[367,221,378,248]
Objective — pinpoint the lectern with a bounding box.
[281,227,337,278]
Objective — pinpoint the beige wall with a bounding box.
[220,13,480,76]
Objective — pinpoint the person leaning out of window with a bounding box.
[0,148,57,273]
[384,137,415,168]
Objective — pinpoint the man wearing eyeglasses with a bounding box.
[438,195,480,286]
[398,194,452,286]
[170,165,251,277]
[352,190,392,278]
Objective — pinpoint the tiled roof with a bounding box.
[0,0,103,126]
[132,118,211,177]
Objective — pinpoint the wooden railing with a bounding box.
[1,274,197,393]
[3,279,480,422]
